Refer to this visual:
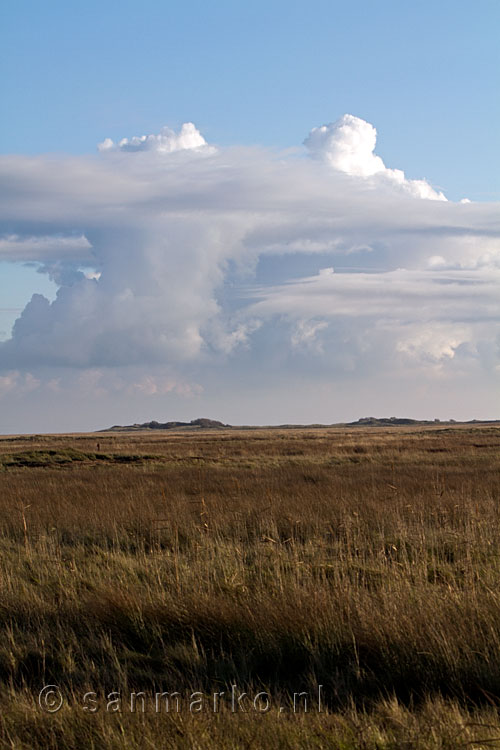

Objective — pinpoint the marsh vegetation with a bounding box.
[0,425,499,748]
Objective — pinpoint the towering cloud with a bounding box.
[304,114,447,200]
[0,116,498,429]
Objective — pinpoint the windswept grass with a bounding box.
[0,425,499,747]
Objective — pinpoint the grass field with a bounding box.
[0,424,499,748]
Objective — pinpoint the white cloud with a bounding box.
[0,115,499,429]
[98,122,213,154]
[304,114,447,201]
[249,266,500,322]
[305,114,385,177]
[396,324,472,364]
[245,264,500,375]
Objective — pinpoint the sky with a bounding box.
[0,0,499,432]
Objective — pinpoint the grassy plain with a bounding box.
[0,424,499,748]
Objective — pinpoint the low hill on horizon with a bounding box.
[104,418,228,432]
[102,416,499,432]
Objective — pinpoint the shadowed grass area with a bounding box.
[0,425,499,747]
[0,449,168,469]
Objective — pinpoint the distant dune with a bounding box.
[104,418,229,432]
[103,416,499,431]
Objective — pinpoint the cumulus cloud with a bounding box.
[395,324,473,364]
[304,114,447,200]
[246,265,499,371]
[305,115,385,176]
[0,115,499,428]
[97,122,212,154]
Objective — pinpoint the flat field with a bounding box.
[0,425,500,748]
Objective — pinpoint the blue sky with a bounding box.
[0,264,57,341]
[0,1,499,431]
[2,0,499,199]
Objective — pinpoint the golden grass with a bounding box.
[0,425,499,748]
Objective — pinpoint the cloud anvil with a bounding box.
[1,116,499,429]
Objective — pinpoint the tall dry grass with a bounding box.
[0,425,499,747]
